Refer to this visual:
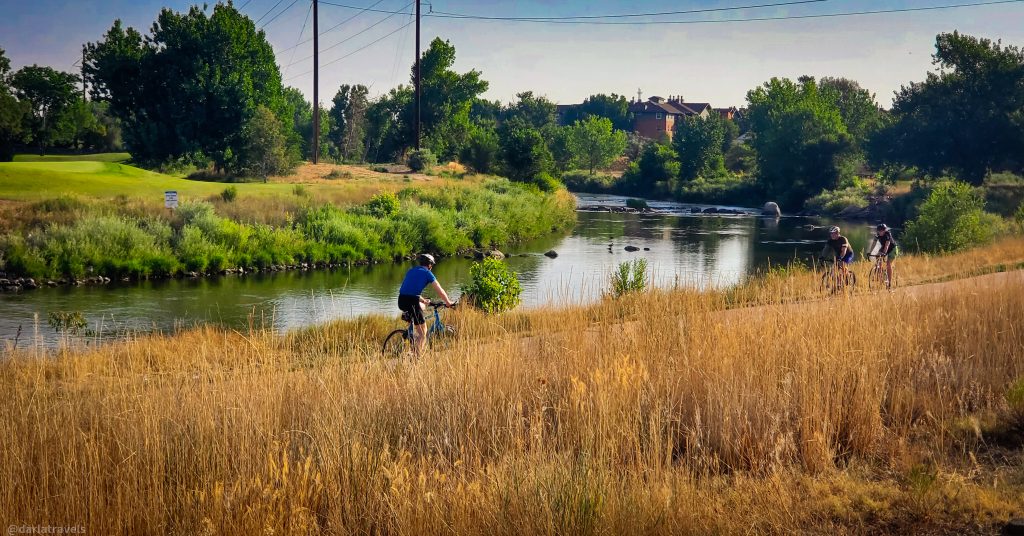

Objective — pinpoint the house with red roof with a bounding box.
[628,96,713,140]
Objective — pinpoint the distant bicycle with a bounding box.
[819,257,856,295]
[381,301,457,357]
[867,253,897,291]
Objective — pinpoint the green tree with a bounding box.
[673,114,725,181]
[567,116,627,174]
[903,182,1000,252]
[405,38,488,161]
[10,65,79,155]
[366,85,412,163]
[86,5,288,171]
[54,99,104,151]
[746,76,855,206]
[238,105,290,180]
[819,77,883,149]
[0,48,29,161]
[499,119,553,183]
[563,93,631,131]
[282,86,313,160]
[623,142,679,195]
[505,91,557,129]
[878,32,1024,185]
[328,84,369,162]
[460,125,500,174]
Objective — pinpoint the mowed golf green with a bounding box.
[0,160,348,202]
[12,152,132,163]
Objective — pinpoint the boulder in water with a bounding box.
[624,245,640,252]
[543,250,558,258]
[762,201,781,217]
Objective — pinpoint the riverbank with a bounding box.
[2,239,1023,534]
[0,162,577,289]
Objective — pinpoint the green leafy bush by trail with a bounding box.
[220,186,238,203]
[903,182,1002,253]
[408,149,437,172]
[463,257,522,314]
[366,192,400,218]
[610,258,648,298]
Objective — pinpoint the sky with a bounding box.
[2,0,1023,108]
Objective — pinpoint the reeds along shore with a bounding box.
[1,240,1023,534]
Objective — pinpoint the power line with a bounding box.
[285,1,413,68]
[254,0,287,24]
[237,0,255,9]
[261,0,304,28]
[431,0,830,20]
[276,0,390,55]
[318,0,1024,25]
[283,1,314,78]
[286,18,414,80]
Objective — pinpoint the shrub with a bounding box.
[292,185,309,197]
[1016,202,1024,226]
[903,182,1001,253]
[461,127,500,174]
[366,192,400,219]
[611,258,648,298]
[408,149,437,172]
[324,169,353,180]
[804,186,870,215]
[561,171,619,194]
[625,198,649,210]
[532,172,562,193]
[47,311,87,335]
[462,257,522,314]
[675,174,761,205]
[220,186,238,203]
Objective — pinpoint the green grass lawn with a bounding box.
[13,152,132,163]
[0,161,312,201]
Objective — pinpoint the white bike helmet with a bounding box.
[828,226,840,234]
[418,253,436,266]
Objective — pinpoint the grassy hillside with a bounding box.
[12,152,132,163]
[2,240,1023,534]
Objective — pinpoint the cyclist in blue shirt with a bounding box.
[398,253,454,357]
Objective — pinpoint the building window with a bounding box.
[655,112,662,120]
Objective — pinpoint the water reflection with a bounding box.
[0,194,874,347]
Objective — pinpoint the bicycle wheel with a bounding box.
[381,329,410,358]
[867,264,883,290]
[428,325,457,350]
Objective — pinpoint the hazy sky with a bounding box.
[2,0,1023,108]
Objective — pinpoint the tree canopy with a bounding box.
[10,65,79,155]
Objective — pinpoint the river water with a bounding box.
[0,194,872,347]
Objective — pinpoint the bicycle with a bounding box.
[381,301,457,357]
[819,256,856,295]
[867,253,897,291]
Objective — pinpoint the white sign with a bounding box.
[164,191,178,209]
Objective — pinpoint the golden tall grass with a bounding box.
[2,240,1024,534]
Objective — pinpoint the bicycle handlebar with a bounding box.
[429,300,457,309]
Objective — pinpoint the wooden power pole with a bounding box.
[414,0,421,151]
[312,0,320,164]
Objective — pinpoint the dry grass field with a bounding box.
[2,239,1023,534]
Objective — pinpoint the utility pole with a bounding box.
[414,0,421,151]
[81,46,87,101]
[312,0,320,164]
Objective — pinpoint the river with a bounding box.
[0,193,873,348]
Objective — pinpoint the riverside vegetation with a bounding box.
[1,238,1023,533]
[0,171,576,281]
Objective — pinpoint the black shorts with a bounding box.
[398,294,425,325]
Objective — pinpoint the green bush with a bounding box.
[1015,202,1024,226]
[804,185,870,215]
[903,182,1001,253]
[625,198,649,210]
[462,257,522,314]
[47,311,87,335]
[532,172,563,193]
[292,185,309,197]
[408,149,438,172]
[561,171,620,194]
[220,186,238,203]
[611,258,648,298]
[366,192,400,218]
[675,174,761,205]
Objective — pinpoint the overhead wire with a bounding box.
[317,0,1024,25]
[254,0,287,24]
[283,1,314,77]
[284,1,413,69]
[260,0,304,28]
[285,18,415,80]
[277,0,391,55]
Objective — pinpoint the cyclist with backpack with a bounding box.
[397,253,454,357]
[868,223,899,288]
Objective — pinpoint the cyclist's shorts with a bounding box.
[841,250,855,265]
[885,247,900,260]
[398,294,426,325]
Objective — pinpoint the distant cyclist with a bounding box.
[869,223,899,286]
[820,225,854,277]
[397,253,454,357]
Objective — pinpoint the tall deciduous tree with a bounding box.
[746,76,855,206]
[505,91,557,130]
[567,116,627,174]
[0,48,29,161]
[239,105,288,181]
[85,4,291,172]
[55,98,104,151]
[563,93,631,131]
[406,38,488,161]
[878,32,1024,184]
[500,119,553,183]
[673,114,726,181]
[10,65,79,155]
[329,84,369,162]
[819,77,883,149]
